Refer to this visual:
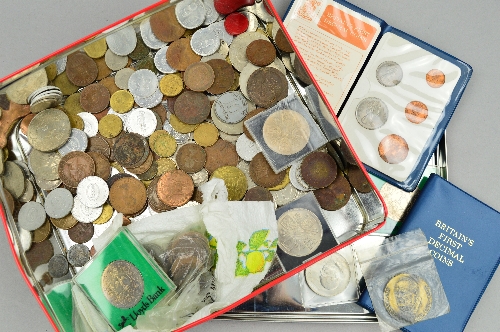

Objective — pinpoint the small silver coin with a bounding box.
[72,195,103,223]
[18,201,46,231]
[140,18,167,50]
[56,57,67,75]
[203,0,222,25]
[134,88,163,109]
[114,68,135,90]
[175,0,206,29]
[126,108,157,137]
[236,134,261,161]
[67,244,90,267]
[376,61,403,87]
[277,208,323,257]
[305,253,351,297]
[102,260,144,309]
[106,25,137,56]
[191,168,209,187]
[104,49,128,71]
[154,46,177,74]
[48,254,70,278]
[77,112,99,137]
[45,188,74,219]
[19,179,34,203]
[289,160,311,192]
[163,120,193,144]
[58,128,88,156]
[128,69,158,98]
[76,176,109,208]
[214,91,248,124]
[211,20,233,46]
[191,27,221,56]
[355,97,389,130]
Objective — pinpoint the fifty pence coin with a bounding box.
[277,208,323,257]
[67,244,90,267]
[355,97,389,130]
[102,260,144,309]
[18,201,46,231]
[48,254,69,278]
[45,188,74,219]
[77,176,109,208]
[72,195,103,223]
[58,129,88,156]
[305,252,351,297]
[376,61,403,87]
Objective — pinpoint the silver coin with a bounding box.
[289,161,311,192]
[278,208,323,257]
[45,188,74,219]
[154,45,177,74]
[140,18,167,50]
[67,244,90,267]
[101,260,144,309]
[243,11,260,32]
[106,25,137,56]
[126,108,157,137]
[28,149,61,181]
[237,160,257,190]
[77,112,99,137]
[191,27,221,56]
[305,253,351,297]
[203,0,222,25]
[36,178,62,191]
[28,86,62,104]
[48,254,69,278]
[19,228,32,251]
[19,179,34,203]
[76,176,109,208]
[107,108,129,124]
[376,61,403,87]
[163,120,193,144]
[134,88,163,108]
[219,131,239,143]
[114,68,135,90]
[229,31,267,72]
[56,57,67,75]
[104,49,128,71]
[211,20,233,46]
[18,201,46,231]
[271,183,306,207]
[175,0,206,29]
[355,97,389,130]
[214,91,248,124]
[58,128,88,156]
[191,168,209,187]
[71,195,103,223]
[128,69,158,98]
[211,104,245,135]
[236,134,261,161]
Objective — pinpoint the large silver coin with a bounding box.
[126,108,157,137]
[191,27,221,56]
[27,108,71,152]
[355,97,389,130]
[175,0,206,29]
[77,176,109,208]
[128,69,158,98]
[106,25,137,56]
[305,253,351,297]
[48,254,69,278]
[277,208,323,257]
[140,18,167,50]
[45,188,74,219]
[18,201,46,231]
[58,128,88,156]
[154,46,177,74]
[214,91,248,124]
[101,260,144,309]
[77,112,99,137]
[376,61,403,87]
[67,244,90,267]
[72,195,103,223]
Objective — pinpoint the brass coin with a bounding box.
[300,152,337,189]
[405,101,428,124]
[159,74,184,97]
[314,173,352,211]
[28,108,71,152]
[88,135,111,158]
[80,83,110,114]
[25,240,54,270]
[169,113,199,133]
[129,36,150,61]
[204,139,239,173]
[378,134,409,164]
[347,165,371,193]
[94,57,113,81]
[176,143,206,173]
[66,52,98,87]
[87,151,111,181]
[113,133,150,168]
[157,158,177,176]
[67,113,85,130]
[64,93,85,115]
[268,168,290,191]
[275,28,294,53]
[102,260,144,309]
[137,160,158,181]
[426,69,445,88]
[193,122,219,147]
[32,220,52,243]
[166,38,201,71]
[93,203,114,225]
[243,107,266,141]
[262,109,311,155]
[277,208,323,257]
[109,177,147,215]
[206,59,235,95]
[157,170,194,207]
[247,67,288,108]
[127,152,154,175]
[99,76,120,96]
[149,130,177,157]
[150,6,186,43]
[244,186,273,202]
[28,149,61,181]
[383,273,432,324]
[246,39,276,67]
[174,91,211,124]
[50,214,78,230]
[249,153,286,188]
[53,72,79,96]
[45,63,58,81]
[58,151,95,188]
[339,140,357,166]
[84,38,108,59]
[5,69,48,104]
[184,62,215,91]
[109,90,134,114]
[98,114,123,138]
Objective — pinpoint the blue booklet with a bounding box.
[357,174,500,331]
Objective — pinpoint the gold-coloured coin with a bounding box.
[67,113,84,130]
[169,114,199,133]
[93,203,114,225]
[32,220,52,243]
[98,114,123,138]
[3,148,9,162]
[84,38,108,59]
[110,161,125,173]
[64,93,85,115]
[149,130,177,157]
[268,168,290,191]
[109,90,134,114]
[229,71,240,91]
[211,166,248,201]
[159,74,184,97]
[53,72,79,96]
[157,158,177,176]
[141,179,153,188]
[50,214,79,230]
[383,273,432,324]
[193,123,219,147]
[45,63,58,81]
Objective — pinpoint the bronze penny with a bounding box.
[176,143,206,173]
[249,152,286,188]
[206,59,235,95]
[293,55,313,85]
[79,83,110,114]
[275,28,294,53]
[66,52,98,87]
[58,151,95,188]
[204,139,239,173]
[247,67,288,108]
[25,240,54,270]
[157,170,194,207]
[339,140,357,166]
[106,173,133,189]
[174,91,211,124]
[127,151,154,175]
[87,151,111,180]
[149,6,186,43]
[314,173,352,211]
[243,107,266,142]
[95,57,112,81]
[109,177,147,215]
[184,62,215,92]
[405,101,428,124]
[244,186,274,202]
[347,165,372,193]
[426,69,445,88]
[68,222,94,244]
[246,39,276,67]
[378,134,409,164]
[151,103,167,124]
[166,38,201,71]
[99,76,120,96]
[88,135,111,158]
[300,152,337,189]
[147,176,174,213]
[137,160,159,181]
[113,133,150,168]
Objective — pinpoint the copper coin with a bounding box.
[147,176,174,213]
[106,173,133,189]
[137,160,158,181]
[88,135,111,158]
[249,153,286,188]
[58,151,95,188]
[300,152,337,189]
[184,62,215,91]
[166,38,201,71]
[157,170,194,207]
[20,113,36,136]
[151,103,167,124]
[426,69,445,88]
[68,222,94,244]
[79,83,110,114]
[275,28,294,53]
[109,177,147,215]
[347,165,372,193]
[174,91,211,124]
[204,139,239,173]
[339,140,356,166]
[314,173,352,211]
[247,67,288,108]
[66,52,98,87]
[149,6,186,43]
[127,152,154,175]
[206,59,235,95]
[86,151,111,180]
[244,186,273,202]
[25,240,54,270]
[113,133,150,168]
[405,101,428,124]
[378,134,409,164]
[95,57,112,81]
[176,143,206,173]
[246,39,276,67]
[100,76,120,96]
[243,107,266,141]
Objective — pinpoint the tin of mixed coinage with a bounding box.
[305,252,351,297]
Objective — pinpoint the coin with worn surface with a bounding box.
[384,273,432,324]
[137,160,159,182]
[190,26,221,57]
[18,201,46,231]
[405,101,428,124]
[204,139,239,173]
[192,123,218,147]
[157,170,194,207]
[278,208,323,257]
[167,38,202,71]
[128,69,158,98]
[355,97,389,130]
[175,0,206,29]
[113,133,149,168]
[376,61,403,87]
[28,149,61,181]
[106,26,137,56]
[262,109,311,155]
[58,129,88,156]
[149,130,177,157]
[98,114,123,139]
[109,177,147,215]
[347,165,372,193]
[53,72,79,96]
[314,173,352,211]
[379,134,409,164]
[28,108,71,152]
[174,91,211,124]
[247,39,276,67]
[104,49,128,71]
[68,221,94,244]
[236,133,260,161]
[244,186,273,202]
[77,112,99,137]
[114,68,135,90]
[45,188,74,219]
[66,52,98,87]
[25,240,54,270]
[157,157,177,175]
[271,183,305,206]
[72,195,103,223]
[129,36,149,61]
[93,203,114,225]
[79,83,110,114]
[140,18,167,50]
[275,28,294,53]
[150,6,186,43]
[247,67,288,108]
[426,69,445,88]
[2,188,15,214]
[211,166,248,200]
[214,91,248,124]
[50,213,78,230]
[300,152,337,189]
[58,151,95,188]
[6,69,48,104]
[305,253,351,297]
[184,62,215,91]
[206,59,235,95]
[67,244,90,267]
[229,31,268,72]
[176,143,207,173]
[109,90,134,114]
[102,260,144,309]
[77,176,109,208]
[84,38,107,58]
[249,153,287,188]
[159,74,184,97]
[126,108,157,137]
[154,45,177,74]
[48,254,69,278]
[88,136,111,158]
[147,177,173,213]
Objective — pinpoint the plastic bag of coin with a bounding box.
[355,229,449,331]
